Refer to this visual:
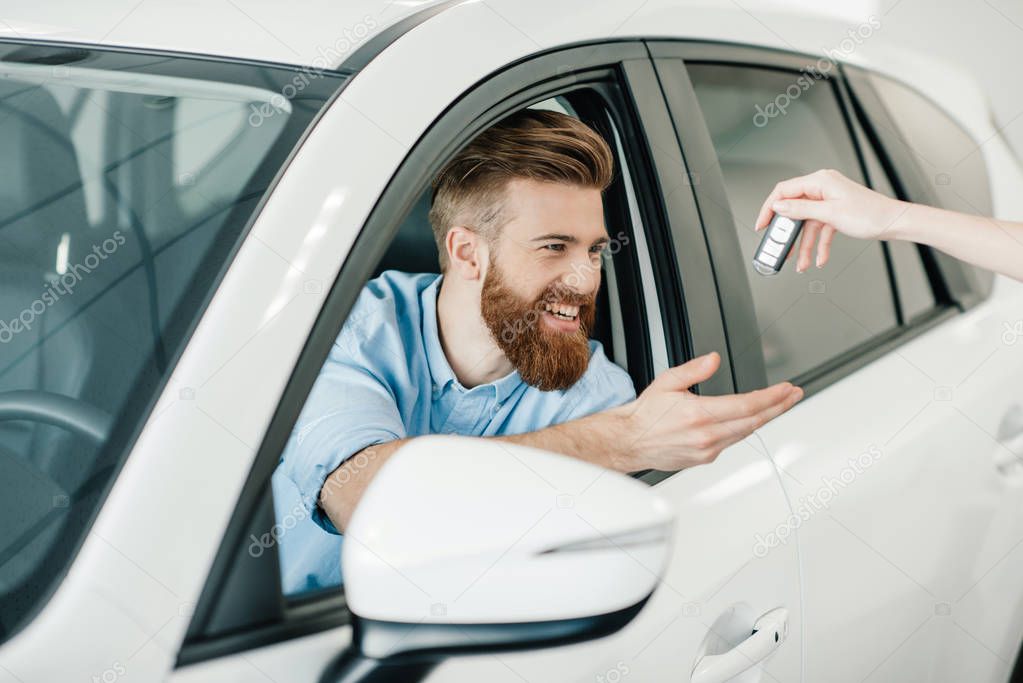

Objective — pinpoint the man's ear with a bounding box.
[445,226,486,281]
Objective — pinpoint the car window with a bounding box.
[846,101,936,322]
[868,73,993,218]
[269,94,650,600]
[0,42,345,639]
[685,63,899,383]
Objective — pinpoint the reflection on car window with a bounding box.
[0,44,342,639]
[686,63,898,382]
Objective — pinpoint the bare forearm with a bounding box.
[319,439,407,533]
[888,201,1023,282]
[495,407,636,473]
[320,410,636,531]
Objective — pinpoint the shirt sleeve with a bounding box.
[277,315,407,535]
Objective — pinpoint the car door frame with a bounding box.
[174,39,731,672]
[649,40,1012,683]
[645,40,989,398]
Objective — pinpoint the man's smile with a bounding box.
[541,302,582,332]
[544,302,580,321]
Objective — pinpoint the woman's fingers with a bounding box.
[796,221,822,272]
[755,171,831,230]
[816,224,837,268]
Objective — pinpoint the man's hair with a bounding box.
[428,109,614,271]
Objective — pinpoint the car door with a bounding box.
[651,41,1023,682]
[171,42,803,683]
[840,68,1023,682]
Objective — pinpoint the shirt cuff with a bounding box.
[285,431,401,535]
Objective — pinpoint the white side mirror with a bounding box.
[325,436,673,681]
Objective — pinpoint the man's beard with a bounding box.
[479,258,596,392]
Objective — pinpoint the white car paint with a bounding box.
[341,436,674,625]
[0,1,1020,682]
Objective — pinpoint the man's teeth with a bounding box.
[543,302,579,320]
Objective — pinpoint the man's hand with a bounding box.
[755,168,906,272]
[321,352,803,533]
[610,352,803,471]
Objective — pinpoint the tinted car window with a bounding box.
[0,42,344,639]
[847,106,936,321]
[869,73,993,218]
[686,63,898,382]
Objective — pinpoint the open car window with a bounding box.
[270,93,650,600]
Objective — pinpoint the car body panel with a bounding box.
[1,0,1021,681]
[756,275,1023,682]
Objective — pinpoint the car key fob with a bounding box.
[753,214,804,276]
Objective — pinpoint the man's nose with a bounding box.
[559,258,601,297]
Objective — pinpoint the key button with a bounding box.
[771,217,795,240]
[762,238,784,257]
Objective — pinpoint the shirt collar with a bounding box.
[420,274,523,403]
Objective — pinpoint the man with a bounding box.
[272,109,803,593]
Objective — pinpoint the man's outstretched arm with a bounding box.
[320,351,803,532]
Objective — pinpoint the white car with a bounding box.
[2,1,1023,681]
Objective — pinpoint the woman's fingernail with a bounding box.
[772,201,788,212]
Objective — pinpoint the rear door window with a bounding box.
[685,63,899,383]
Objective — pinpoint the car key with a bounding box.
[753,214,804,276]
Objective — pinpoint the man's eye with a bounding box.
[543,243,566,252]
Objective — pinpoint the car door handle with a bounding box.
[691,607,788,683]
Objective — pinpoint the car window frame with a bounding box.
[176,39,711,668]
[836,76,938,324]
[647,40,972,397]
[843,64,996,310]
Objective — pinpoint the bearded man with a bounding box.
[273,109,802,593]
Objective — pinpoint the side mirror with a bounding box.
[322,436,674,683]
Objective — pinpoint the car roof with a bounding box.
[0,0,923,73]
[0,0,992,157]
[0,0,450,68]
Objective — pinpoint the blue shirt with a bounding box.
[271,270,636,594]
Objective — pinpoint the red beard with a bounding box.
[480,259,596,391]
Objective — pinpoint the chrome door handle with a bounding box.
[691,607,788,683]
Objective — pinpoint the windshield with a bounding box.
[0,41,347,639]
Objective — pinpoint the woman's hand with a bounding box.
[755,168,907,272]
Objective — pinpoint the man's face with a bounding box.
[478,178,609,391]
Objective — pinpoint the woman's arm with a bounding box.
[757,168,1023,282]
